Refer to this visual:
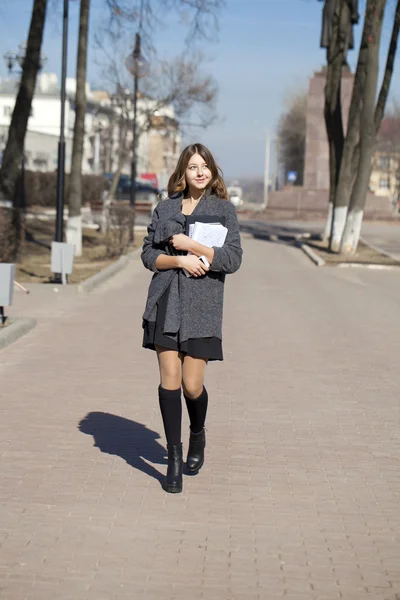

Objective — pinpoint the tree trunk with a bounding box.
[330,43,368,251]
[322,201,334,241]
[321,0,349,243]
[0,0,48,203]
[107,118,129,201]
[374,0,400,130]
[104,117,115,173]
[66,0,90,257]
[341,0,387,255]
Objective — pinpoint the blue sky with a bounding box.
[1,0,400,177]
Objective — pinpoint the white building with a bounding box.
[0,73,74,172]
[0,72,181,186]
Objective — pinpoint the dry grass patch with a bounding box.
[15,218,145,284]
[307,238,400,267]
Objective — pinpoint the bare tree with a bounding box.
[140,53,218,128]
[323,1,346,239]
[319,0,400,253]
[329,9,369,250]
[371,106,400,209]
[66,0,90,257]
[320,0,358,243]
[105,88,131,201]
[95,37,219,198]
[0,0,48,259]
[340,0,400,253]
[105,0,224,42]
[0,0,48,202]
[277,91,307,186]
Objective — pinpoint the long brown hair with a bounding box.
[167,143,229,200]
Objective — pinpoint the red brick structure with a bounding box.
[262,69,393,220]
[304,69,354,190]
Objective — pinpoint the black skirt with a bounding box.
[142,286,223,361]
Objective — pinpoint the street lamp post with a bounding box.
[126,32,146,244]
[55,0,69,245]
[263,132,271,210]
[3,42,47,74]
[131,34,140,225]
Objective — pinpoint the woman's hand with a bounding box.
[179,255,209,278]
[169,234,193,252]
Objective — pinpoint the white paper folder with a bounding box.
[184,221,228,277]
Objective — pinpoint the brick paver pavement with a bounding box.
[1,230,400,600]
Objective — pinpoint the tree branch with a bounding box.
[374,0,400,130]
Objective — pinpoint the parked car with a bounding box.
[227,184,243,208]
[103,172,130,196]
[118,180,159,203]
[103,173,159,206]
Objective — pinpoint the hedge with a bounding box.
[21,171,106,207]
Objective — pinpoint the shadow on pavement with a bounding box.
[240,220,319,245]
[78,412,166,486]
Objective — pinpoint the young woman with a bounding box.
[141,143,242,493]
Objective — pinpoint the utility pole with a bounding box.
[263,132,271,209]
[126,32,145,245]
[273,136,280,191]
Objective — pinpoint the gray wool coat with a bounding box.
[141,193,243,343]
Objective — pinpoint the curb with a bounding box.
[360,236,400,265]
[336,262,399,270]
[77,246,142,293]
[0,317,37,350]
[296,241,326,267]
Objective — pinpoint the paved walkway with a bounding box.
[1,230,400,600]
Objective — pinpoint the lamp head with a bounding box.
[125,32,148,78]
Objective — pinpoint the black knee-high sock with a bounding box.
[158,386,182,446]
[184,387,208,434]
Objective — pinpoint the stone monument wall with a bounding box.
[304,70,354,190]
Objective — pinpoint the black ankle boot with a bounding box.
[186,429,206,474]
[165,444,183,493]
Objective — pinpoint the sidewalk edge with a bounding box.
[296,241,326,267]
[0,318,37,350]
[77,247,142,293]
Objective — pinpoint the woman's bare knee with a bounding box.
[182,355,206,398]
[156,346,182,390]
[182,381,204,399]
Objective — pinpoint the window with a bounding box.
[379,177,390,189]
[33,158,48,171]
[3,106,12,117]
[33,151,49,171]
[378,156,391,170]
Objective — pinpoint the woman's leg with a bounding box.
[156,346,184,493]
[156,345,183,446]
[182,355,208,433]
[182,355,208,474]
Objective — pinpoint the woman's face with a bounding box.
[185,153,212,194]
